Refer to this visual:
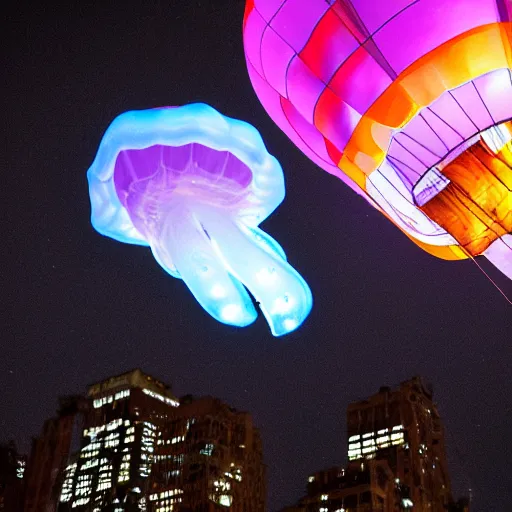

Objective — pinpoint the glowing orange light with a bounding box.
[420,122,512,256]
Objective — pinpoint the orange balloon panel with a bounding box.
[420,128,512,256]
[341,23,512,183]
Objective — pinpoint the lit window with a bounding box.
[118,453,131,483]
[219,495,233,506]
[348,425,404,459]
[142,388,179,407]
[60,463,77,502]
[114,389,130,400]
[72,497,90,507]
[200,443,214,456]
[93,394,113,409]
[16,459,25,479]
[107,418,123,431]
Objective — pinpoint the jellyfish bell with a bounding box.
[87,103,312,336]
[243,0,512,283]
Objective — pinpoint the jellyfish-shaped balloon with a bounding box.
[87,104,312,336]
[243,0,512,282]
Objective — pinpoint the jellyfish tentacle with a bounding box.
[150,207,257,327]
[150,245,181,279]
[196,205,313,336]
[240,224,288,262]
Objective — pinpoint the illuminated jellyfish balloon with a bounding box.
[243,0,512,281]
[87,104,312,336]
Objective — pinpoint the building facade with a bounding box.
[346,377,452,511]
[149,395,265,512]
[280,460,395,512]
[281,377,461,512]
[24,396,86,512]
[0,441,26,512]
[56,369,180,511]
[24,369,266,512]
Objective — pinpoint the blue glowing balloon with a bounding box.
[87,104,312,336]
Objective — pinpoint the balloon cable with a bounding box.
[468,254,512,305]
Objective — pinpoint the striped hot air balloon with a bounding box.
[243,0,512,282]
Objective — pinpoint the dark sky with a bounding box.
[2,2,512,510]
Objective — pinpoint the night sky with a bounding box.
[2,2,512,510]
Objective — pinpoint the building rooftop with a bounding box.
[86,367,175,399]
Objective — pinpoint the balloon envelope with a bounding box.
[243,0,512,281]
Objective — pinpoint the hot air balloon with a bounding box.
[87,104,312,336]
[243,0,512,282]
